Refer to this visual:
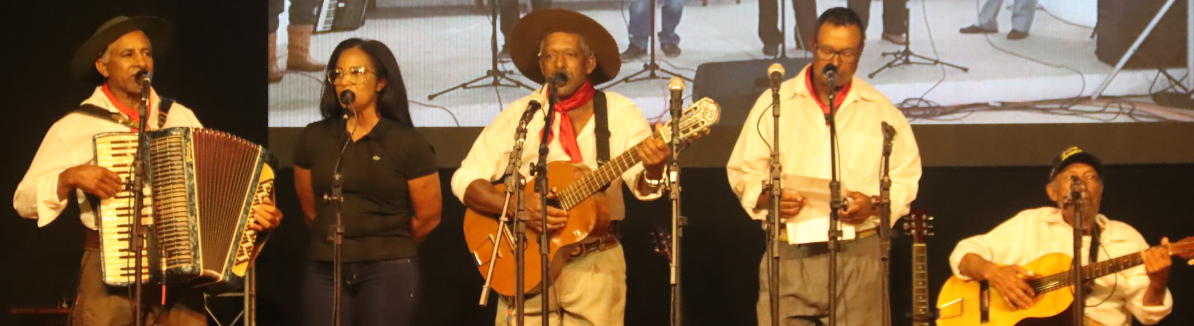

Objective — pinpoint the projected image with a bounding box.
[268,0,1194,128]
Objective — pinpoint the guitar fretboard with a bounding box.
[555,133,660,210]
[912,244,931,326]
[1027,252,1144,294]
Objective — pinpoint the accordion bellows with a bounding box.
[93,127,275,292]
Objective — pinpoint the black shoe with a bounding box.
[661,44,681,58]
[621,45,646,62]
[762,44,779,57]
[498,46,511,61]
[959,25,998,34]
[1007,30,1029,40]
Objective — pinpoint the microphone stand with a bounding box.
[536,82,559,326]
[326,102,358,326]
[825,71,842,326]
[478,102,540,326]
[1070,177,1085,326]
[765,71,783,326]
[130,74,151,326]
[668,86,685,326]
[878,123,896,326]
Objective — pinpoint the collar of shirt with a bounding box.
[1038,206,1111,238]
[789,64,877,115]
[102,82,152,130]
[803,65,853,115]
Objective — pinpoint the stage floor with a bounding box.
[268,0,1194,127]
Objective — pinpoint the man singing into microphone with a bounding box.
[949,147,1173,325]
[726,7,922,325]
[451,9,672,325]
[13,16,283,325]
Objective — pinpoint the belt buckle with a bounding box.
[570,240,601,259]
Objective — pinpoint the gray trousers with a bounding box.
[756,234,883,326]
[976,0,1039,32]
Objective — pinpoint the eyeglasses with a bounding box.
[327,67,376,84]
[814,45,860,61]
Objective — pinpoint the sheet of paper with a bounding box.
[782,175,856,244]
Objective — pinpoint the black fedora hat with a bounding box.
[71,15,172,83]
[508,9,620,85]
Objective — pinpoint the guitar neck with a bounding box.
[1027,251,1144,295]
[555,132,659,210]
[912,243,931,325]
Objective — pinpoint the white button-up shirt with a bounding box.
[13,86,202,230]
[949,207,1174,325]
[727,65,922,232]
[451,90,663,221]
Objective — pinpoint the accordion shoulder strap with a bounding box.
[72,97,173,130]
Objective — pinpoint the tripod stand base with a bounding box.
[601,62,691,90]
[868,49,969,79]
[428,69,533,100]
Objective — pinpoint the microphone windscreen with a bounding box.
[339,90,356,106]
[668,77,685,92]
[768,63,785,79]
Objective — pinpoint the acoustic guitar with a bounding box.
[936,236,1194,326]
[463,98,720,296]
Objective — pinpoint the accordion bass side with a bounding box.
[94,127,275,292]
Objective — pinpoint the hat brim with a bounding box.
[71,16,172,83]
[509,9,620,85]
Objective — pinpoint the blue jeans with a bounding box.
[629,0,683,49]
[301,259,420,326]
[976,0,1038,32]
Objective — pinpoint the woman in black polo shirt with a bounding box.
[293,38,441,326]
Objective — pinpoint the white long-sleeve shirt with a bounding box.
[451,90,663,221]
[949,207,1173,325]
[13,86,202,230]
[726,65,922,232]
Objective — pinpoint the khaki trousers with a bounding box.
[69,249,206,326]
[495,245,627,326]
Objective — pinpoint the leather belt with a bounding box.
[776,224,878,243]
[84,228,101,250]
[569,221,621,259]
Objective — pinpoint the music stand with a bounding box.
[428,0,533,100]
[601,0,691,90]
[868,0,968,78]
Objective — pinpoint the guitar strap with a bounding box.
[593,91,610,168]
[1085,221,1101,292]
[593,91,611,193]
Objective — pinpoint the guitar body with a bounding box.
[936,253,1076,326]
[462,161,611,296]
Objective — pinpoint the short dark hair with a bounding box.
[319,38,413,127]
[815,7,866,43]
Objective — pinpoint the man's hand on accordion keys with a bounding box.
[249,197,283,232]
[58,164,124,200]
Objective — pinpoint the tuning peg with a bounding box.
[903,224,911,230]
[927,225,934,229]
[928,232,936,236]
[927,216,935,221]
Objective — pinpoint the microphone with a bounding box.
[338,90,356,108]
[548,72,569,87]
[521,93,546,122]
[881,122,896,140]
[767,63,785,90]
[823,64,839,80]
[135,70,152,85]
[668,76,685,110]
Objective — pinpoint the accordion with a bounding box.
[93,127,275,292]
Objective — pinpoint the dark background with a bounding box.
[2,1,1193,326]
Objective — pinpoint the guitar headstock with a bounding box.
[648,225,672,262]
[658,97,721,142]
[903,209,933,244]
[1167,236,1194,263]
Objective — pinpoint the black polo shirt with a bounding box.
[294,118,437,262]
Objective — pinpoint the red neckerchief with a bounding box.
[541,80,595,163]
[804,66,852,116]
[102,82,152,132]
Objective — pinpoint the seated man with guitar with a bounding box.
[451,9,679,326]
[943,147,1179,326]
